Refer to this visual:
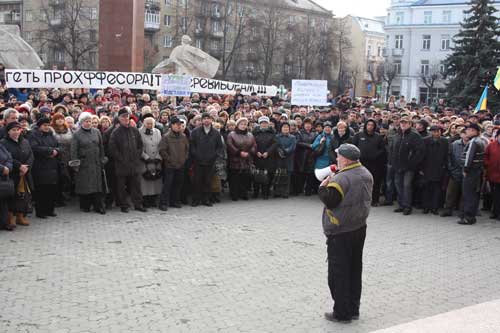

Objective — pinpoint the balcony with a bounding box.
[49,0,65,7]
[392,48,404,57]
[4,11,21,24]
[49,17,63,28]
[144,12,160,31]
[194,28,204,36]
[145,0,160,10]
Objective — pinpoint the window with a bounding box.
[55,50,65,62]
[367,44,372,57]
[164,0,172,5]
[90,8,97,20]
[25,10,33,22]
[421,60,430,75]
[395,35,403,49]
[423,11,432,24]
[441,35,451,50]
[395,11,404,25]
[89,51,97,66]
[442,10,451,23]
[212,20,220,33]
[196,18,202,30]
[392,86,400,97]
[180,16,188,31]
[24,31,32,42]
[212,3,220,15]
[394,60,402,74]
[164,15,171,26]
[89,29,97,42]
[439,61,446,75]
[378,46,382,57]
[422,35,431,50]
[211,40,219,50]
[164,35,173,48]
[195,38,202,49]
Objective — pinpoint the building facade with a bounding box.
[143,0,333,84]
[384,0,500,104]
[343,15,386,98]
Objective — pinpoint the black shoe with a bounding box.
[135,206,147,212]
[394,208,404,213]
[231,197,238,202]
[81,208,91,213]
[440,209,452,217]
[203,201,213,207]
[170,203,182,208]
[105,203,113,210]
[324,312,351,324]
[381,201,393,206]
[213,196,221,203]
[422,209,430,214]
[36,214,47,219]
[241,196,249,201]
[431,209,439,215]
[403,208,412,216]
[458,217,476,225]
[191,201,199,207]
[121,207,129,213]
[95,208,106,215]
[490,214,498,220]
[159,205,168,211]
[371,202,379,207]
[3,224,15,231]
[47,212,57,217]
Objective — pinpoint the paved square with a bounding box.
[1,197,500,332]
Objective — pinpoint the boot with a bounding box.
[7,212,16,228]
[16,213,29,226]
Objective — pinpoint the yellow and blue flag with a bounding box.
[474,85,488,113]
[494,68,500,90]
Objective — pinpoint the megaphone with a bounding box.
[315,164,338,181]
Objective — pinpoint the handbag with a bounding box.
[0,175,15,199]
[253,169,269,184]
[14,176,33,214]
[142,160,163,181]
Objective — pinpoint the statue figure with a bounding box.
[0,25,44,69]
[152,35,220,78]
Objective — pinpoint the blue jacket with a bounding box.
[276,134,296,172]
[312,132,332,169]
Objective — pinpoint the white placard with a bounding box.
[291,80,328,106]
[161,74,192,96]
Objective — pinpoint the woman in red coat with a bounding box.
[484,131,500,220]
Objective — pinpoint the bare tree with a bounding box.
[420,64,443,104]
[39,0,98,70]
[333,18,353,95]
[378,61,398,101]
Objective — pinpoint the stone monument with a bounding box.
[152,35,219,78]
[0,25,44,69]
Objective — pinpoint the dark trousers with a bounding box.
[104,163,115,207]
[253,169,274,198]
[462,169,481,220]
[0,200,8,229]
[364,160,384,204]
[115,174,143,209]
[79,193,103,211]
[492,182,500,217]
[192,163,215,204]
[394,170,414,209]
[292,172,316,195]
[483,181,493,211]
[444,178,462,210]
[160,168,184,206]
[384,165,396,203]
[35,184,57,217]
[422,181,442,210]
[327,226,366,320]
[229,169,251,200]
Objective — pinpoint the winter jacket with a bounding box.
[190,126,223,166]
[253,127,278,171]
[294,129,317,173]
[484,140,500,183]
[108,125,143,176]
[158,130,190,169]
[226,129,257,170]
[328,128,352,164]
[312,132,332,169]
[0,136,34,191]
[390,128,425,172]
[462,136,486,173]
[351,121,385,163]
[448,139,467,182]
[0,144,13,180]
[29,130,61,185]
[276,133,296,172]
[420,136,449,182]
[71,127,104,195]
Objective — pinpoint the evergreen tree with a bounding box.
[444,0,500,110]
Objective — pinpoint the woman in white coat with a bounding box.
[139,116,163,208]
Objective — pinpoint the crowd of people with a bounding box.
[0,84,500,230]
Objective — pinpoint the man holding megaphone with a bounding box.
[318,143,373,323]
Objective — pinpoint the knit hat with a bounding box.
[37,117,50,127]
[39,106,51,113]
[258,116,270,124]
[78,111,93,124]
[5,121,21,132]
[236,117,249,126]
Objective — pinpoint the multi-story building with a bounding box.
[0,0,22,28]
[143,0,333,84]
[342,15,386,98]
[384,0,500,104]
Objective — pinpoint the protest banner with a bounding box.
[291,80,329,106]
[5,69,278,96]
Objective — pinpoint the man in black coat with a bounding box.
[293,118,317,196]
[190,113,223,206]
[351,119,386,206]
[253,116,278,199]
[420,126,448,214]
[108,108,146,213]
[390,117,425,215]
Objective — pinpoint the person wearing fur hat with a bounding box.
[28,117,61,219]
[0,121,34,228]
[226,117,257,201]
[70,112,106,214]
[252,116,278,199]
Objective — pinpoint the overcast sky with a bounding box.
[314,0,391,19]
